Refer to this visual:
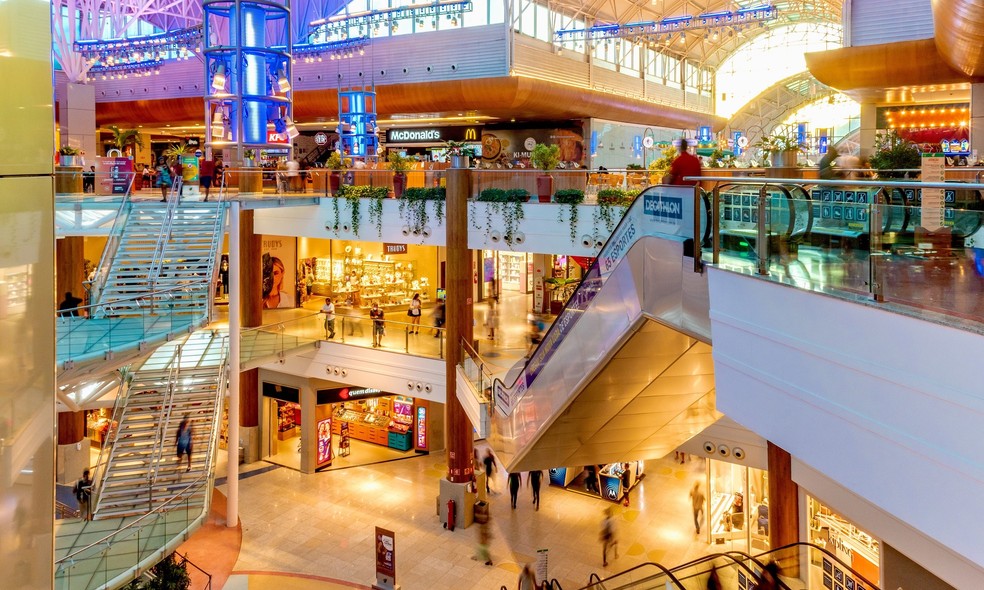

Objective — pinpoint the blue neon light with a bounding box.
[244,6,266,145]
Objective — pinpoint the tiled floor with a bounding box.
[187,449,733,590]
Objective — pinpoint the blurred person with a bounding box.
[58,292,83,317]
[73,468,93,520]
[600,506,619,567]
[82,165,95,193]
[662,137,702,186]
[432,298,446,337]
[529,469,543,511]
[518,563,536,590]
[707,565,721,590]
[483,449,497,493]
[690,481,705,535]
[818,145,841,179]
[156,157,172,202]
[176,415,193,472]
[370,302,385,347]
[485,297,499,340]
[508,471,522,509]
[473,519,493,566]
[321,297,336,339]
[752,561,780,590]
[408,292,422,334]
[199,156,216,200]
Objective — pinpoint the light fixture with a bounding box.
[277,68,290,93]
[212,63,227,91]
[285,116,300,139]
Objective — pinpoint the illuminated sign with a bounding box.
[383,243,408,254]
[644,194,683,220]
[314,131,329,146]
[386,125,483,144]
[267,130,289,144]
[316,386,387,404]
[416,406,427,450]
[316,417,332,465]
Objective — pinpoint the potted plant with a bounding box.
[648,144,677,184]
[530,143,561,203]
[444,140,473,168]
[387,151,413,198]
[594,188,632,233]
[107,125,144,158]
[243,148,257,167]
[324,151,349,194]
[755,127,803,168]
[869,130,921,178]
[553,188,585,243]
[59,145,82,167]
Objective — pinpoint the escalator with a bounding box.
[488,185,721,473]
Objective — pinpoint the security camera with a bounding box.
[718,444,731,458]
[422,226,432,238]
[513,231,525,244]
[594,237,605,248]
[581,234,593,248]
[342,223,351,232]
[424,384,432,393]
[703,441,716,454]
[333,367,340,375]
[408,381,414,390]
[341,369,348,377]
[401,225,410,236]
[490,230,502,243]
[733,447,745,460]
[415,383,423,391]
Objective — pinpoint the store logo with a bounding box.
[605,484,618,500]
[464,128,478,141]
[389,129,442,142]
[644,194,683,220]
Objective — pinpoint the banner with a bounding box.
[375,527,396,583]
[96,157,134,195]
[261,236,297,309]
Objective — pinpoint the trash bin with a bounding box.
[474,500,489,524]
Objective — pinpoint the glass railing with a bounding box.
[54,471,213,590]
[239,310,447,368]
[57,279,212,367]
[220,166,448,198]
[54,169,135,198]
[699,176,984,326]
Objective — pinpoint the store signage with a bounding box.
[548,467,566,486]
[643,194,683,220]
[920,155,946,232]
[416,406,427,450]
[314,131,329,146]
[385,125,483,144]
[383,243,408,254]
[267,130,289,144]
[186,137,200,147]
[642,136,654,149]
[316,387,387,404]
[316,417,332,466]
[697,126,712,143]
[96,157,134,195]
[374,527,396,584]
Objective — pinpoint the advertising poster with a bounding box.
[415,405,427,450]
[181,154,199,184]
[316,418,332,466]
[374,527,396,583]
[96,157,134,194]
[480,126,584,167]
[261,236,297,309]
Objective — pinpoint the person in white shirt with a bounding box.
[321,297,336,339]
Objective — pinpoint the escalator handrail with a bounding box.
[488,186,685,413]
[728,541,881,590]
[575,560,691,590]
[661,551,778,588]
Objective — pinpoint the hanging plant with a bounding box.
[367,186,386,237]
[337,184,362,235]
[400,187,430,234]
[503,189,528,244]
[594,188,630,234]
[553,188,585,243]
[430,186,446,226]
[477,187,507,237]
[330,196,341,232]
[336,185,385,236]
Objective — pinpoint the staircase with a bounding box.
[92,338,227,520]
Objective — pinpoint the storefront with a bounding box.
[261,380,437,472]
[808,496,880,587]
[548,461,645,504]
[295,236,443,312]
[705,459,770,553]
[383,124,483,161]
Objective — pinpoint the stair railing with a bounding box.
[86,194,133,313]
[91,367,137,515]
[149,345,183,490]
[147,178,183,291]
[201,341,229,478]
[205,177,229,317]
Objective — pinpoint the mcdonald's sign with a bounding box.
[385,125,484,144]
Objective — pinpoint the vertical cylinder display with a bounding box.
[243,5,267,145]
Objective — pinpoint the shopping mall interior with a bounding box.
[3,0,984,588]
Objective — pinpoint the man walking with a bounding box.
[369,302,385,347]
[690,481,705,535]
[529,470,543,511]
[482,449,496,494]
[321,297,336,339]
[74,468,93,520]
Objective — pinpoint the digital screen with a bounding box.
[436,288,446,301]
[415,406,427,450]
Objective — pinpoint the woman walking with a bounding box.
[407,293,422,334]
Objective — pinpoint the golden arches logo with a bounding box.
[464,128,477,141]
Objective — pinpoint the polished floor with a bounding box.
[185,450,727,590]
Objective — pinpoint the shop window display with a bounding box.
[808,497,880,585]
[331,396,414,451]
[707,460,769,552]
[309,246,426,309]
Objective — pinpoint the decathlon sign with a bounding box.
[386,126,483,144]
[644,194,683,220]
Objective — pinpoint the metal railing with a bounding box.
[175,552,212,590]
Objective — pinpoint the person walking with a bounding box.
[82,166,96,193]
[508,472,522,509]
[73,468,93,521]
[321,297,336,339]
[529,469,543,511]
[752,561,780,590]
[176,415,193,472]
[473,519,493,566]
[199,156,215,200]
[407,293,422,334]
[156,157,172,202]
[690,481,705,535]
[600,506,619,567]
[483,449,497,494]
[662,136,703,186]
[518,563,536,590]
[432,298,446,338]
[484,298,499,340]
[369,302,385,347]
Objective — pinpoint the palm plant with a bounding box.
[107,125,144,156]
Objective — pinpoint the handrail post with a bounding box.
[693,185,703,273]
[757,185,769,276]
[712,184,721,265]
[869,189,885,302]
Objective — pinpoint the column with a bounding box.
[858,102,877,159]
[438,167,477,530]
[57,411,89,484]
[56,236,85,306]
[239,210,263,461]
[970,84,984,160]
[768,441,800,577]
[58,81,97,159]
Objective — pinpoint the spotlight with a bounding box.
[277,69,291,93]
[211,63,226,91]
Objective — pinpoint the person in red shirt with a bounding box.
[199,157,216,201]
[663,137,703,186]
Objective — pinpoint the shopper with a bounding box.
[529,469,543,511]
[518,563,536,590]
[483,449,497,494]
[73,468,93,521]
[321,297,336,339]
[751,561,780,590]
[690,481,705,535]
[370,302,385,347]
[140,164,153,191]
[347,292,365,337]
[407,293,422,334]
[585,465,599,494]
[58,292,83,317]
[199,156,215,200]
[621,463,631,507]
[706,565,721,590]
[600,506,619,567]
[82,166,96,193]
[508,472,522,509]
[176,415,193,472]
[432,298,446,337]
[484,298,499,340]
[156,157,172,202]
[474,519,493,566]
[662,136,702,186]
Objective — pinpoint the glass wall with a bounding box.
[706,460,769,554]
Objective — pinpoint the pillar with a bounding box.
[239,209,263,462]
[56,236,85,306]
[58,82,97,159]
[57,410,89,484]
[768,441,800,577]
[970,83,984,161]
[438,167,476,530]
[858,102,878,159]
